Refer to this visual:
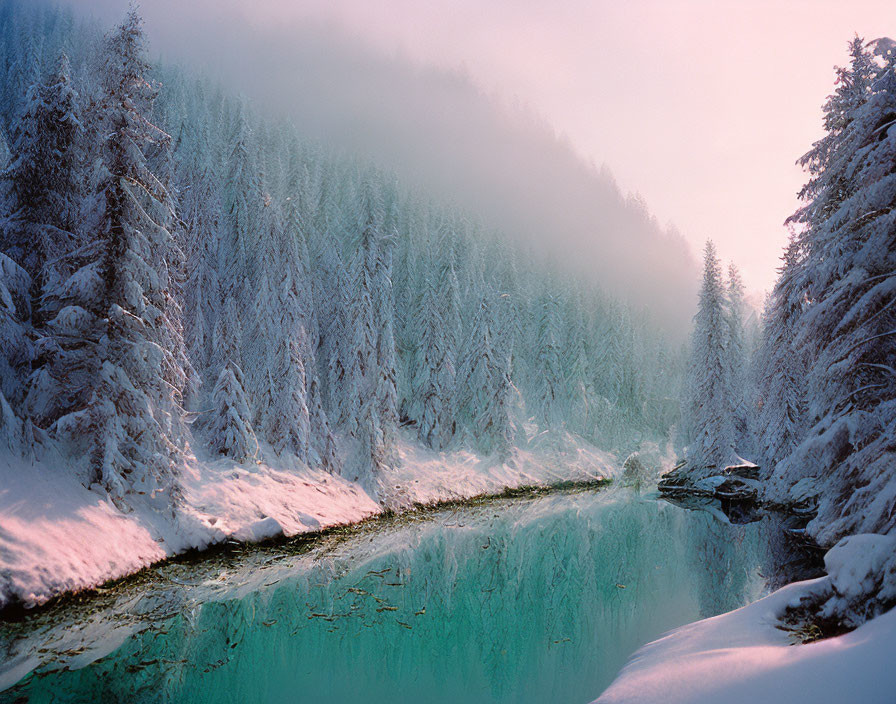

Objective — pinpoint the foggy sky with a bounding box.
[67,0,893,315]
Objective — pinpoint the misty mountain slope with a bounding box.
[141,12,699,332]
[0,1,684,607]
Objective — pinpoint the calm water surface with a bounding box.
[0,487,765,704]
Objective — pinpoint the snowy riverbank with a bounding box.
[594,535,896,704]
[0,427,616,610]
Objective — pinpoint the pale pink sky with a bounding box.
[244,0,891,294]
[88,0,894,294]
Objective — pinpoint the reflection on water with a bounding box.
[0,487,765,704]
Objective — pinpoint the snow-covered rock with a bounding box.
[230,516,284,543]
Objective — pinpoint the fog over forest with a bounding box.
[71,0,700,334]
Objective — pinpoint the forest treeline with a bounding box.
[0,2,683,500]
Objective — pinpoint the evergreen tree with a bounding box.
[0,130,10,172]
[456,291,514,455]
[411,224,459,450]
[534,293,563,429]
[221,105,260,310]
[779,46,896,543]
[208,362,257,463]
[180,163,221,388]
[1,51,82,289]
[0,252,31,434]
[684,241,734,474]
[45,10,188,499]
[752,238,806,468]
[319,231,349,424]
[343,179,398,474]
[211,294,244,377]
[246,204,283,422]
[266,339,312,460]
[724,262,748,450]
[565,291,595,437]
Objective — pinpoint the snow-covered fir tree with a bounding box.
[1,51,82,291]
[42,10,188,499]
[208,361,257,463]
[0,251,30,450]
[220,105,260,310]
[534,292,564,430]
[724,262,748,452]
[770,40,896,545]
[457,290,515,455]
[564,290,596,438]
[683,241,735,475]
[179,162,221,393]
[0,130,10,171]
[411,223,460,450]
[751,237,806,469]
[343,180,399,476]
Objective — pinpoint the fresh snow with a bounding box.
[0,427,616,609]
[595,539,896,704]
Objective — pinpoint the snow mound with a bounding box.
[230,516,284,542]
[594,571,896,704]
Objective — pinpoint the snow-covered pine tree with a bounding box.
[256,201,335,466]
[45,10,188,499]
[779,44,896,544]
[534,292,564,430]
[179,162,221,389]
[456,290,514,455]
[206,290,258,460]
[283,162,339,470]
[392,202,424,423]
[724,262,748,452]
[786,36,877,330]
[752,236,806,469]
[0,252,31,442]
[0,130,10,172]
[412,222,460,450]
[246,203,283,426]
[285,160,321,355]
[1,51,82,292]
[684,240,734,475]
[791,37,876,233]
[266,338,312,461]
[373,209,399,461]
[610,306,639,415]
[344,178,399,473]
[564,289,596,437]
[0,24,40,128]
[221,104,260,311]
[488,285,516,456]
[210,294,244,378]
[318,230,350,424]
[208,361,257,463]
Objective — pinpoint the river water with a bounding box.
[0,487,766,704]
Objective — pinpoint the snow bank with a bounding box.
[0,428,616,609]
[0,456,167,608]
[594,568,896,703]
[385,428,614,510]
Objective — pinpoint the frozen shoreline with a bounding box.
[594,537,896,704]
[0,428,616,611]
